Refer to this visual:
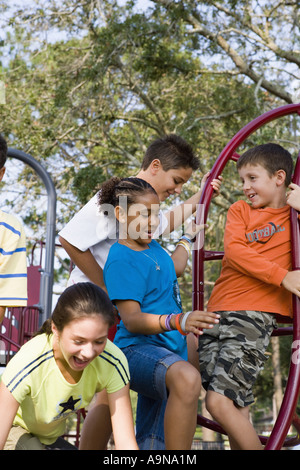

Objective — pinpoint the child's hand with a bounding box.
[282,270,300,298]
[287,183,300,211]
[200,172,223,197]
[184,219,208,241]
[183,310,220,336]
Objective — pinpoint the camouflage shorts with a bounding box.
[198,310,277,408]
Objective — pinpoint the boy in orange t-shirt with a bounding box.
[199,143,300,450]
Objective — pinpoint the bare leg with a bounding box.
[206,390,262,450]
[187,333,200,371]
[79,389,112,450]
[164,361,201,450]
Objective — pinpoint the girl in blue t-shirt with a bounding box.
[101,177,220,450]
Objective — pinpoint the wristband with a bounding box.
[175,313,187,336]
[177,240,191,255]
[180,311,192,333]
[165,313,176,331]
[183,233,196,243]
[180,235,193,244]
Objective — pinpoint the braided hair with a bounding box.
[98,177,157,212]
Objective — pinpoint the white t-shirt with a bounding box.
[59,193,168,285]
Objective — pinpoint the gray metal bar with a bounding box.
[7,148,56,324]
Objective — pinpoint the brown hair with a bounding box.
[37,282,115,336]
[141,134,199,171]
[237,143,294,187]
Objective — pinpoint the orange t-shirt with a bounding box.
[207,200,293,318]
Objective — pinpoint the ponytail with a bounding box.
[35,282,115,336]
[35,318,52,336]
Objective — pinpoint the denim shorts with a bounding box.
[122,344,185,450]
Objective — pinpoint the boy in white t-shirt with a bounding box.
[59,134,222,288]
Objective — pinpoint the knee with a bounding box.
[167,362,201,402]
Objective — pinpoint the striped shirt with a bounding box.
[0,210,27,306]
[2,334,130,445]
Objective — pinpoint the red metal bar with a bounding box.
[193,103,300,449]
[264,154,300,449]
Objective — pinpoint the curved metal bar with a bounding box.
[264,155,300,449]
[193,103,300,449]
[193,104,300,310]
[7,148,56,323]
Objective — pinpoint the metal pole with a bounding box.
[7,148,56,324]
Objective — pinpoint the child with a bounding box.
[58,133,222,289]
[0,134,27,322]
[102,177,220,450]
[199,143,300,450]
[0,282,138,450]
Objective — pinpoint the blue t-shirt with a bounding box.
[104,240,187,359]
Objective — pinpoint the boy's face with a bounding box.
[150,163,193,201]
[238,163,286,209]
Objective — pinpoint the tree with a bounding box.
[152,0,299,104]
[0,0,299,436]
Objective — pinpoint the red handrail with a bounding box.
[193,103,300,450]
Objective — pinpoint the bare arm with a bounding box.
[108,384,139,450]
[0,382,20,449]
[171,220,207,276]
[116,299,219,336]
[79,386,138,450]
[171,244,189,277]
[59,236,106,290]
[79,390,112,450]
[162,174,222,235]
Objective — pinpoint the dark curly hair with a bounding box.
[98,177,157,213]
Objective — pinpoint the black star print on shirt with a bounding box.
[59,396,81,415]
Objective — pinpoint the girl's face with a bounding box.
[117,191,160,247]
[52,316,108,375]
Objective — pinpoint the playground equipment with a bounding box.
[6,149,56,324]
[0,150,56,363]
[193,103,300,450]
[0,104,299,449]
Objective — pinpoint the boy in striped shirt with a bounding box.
[0,134,27,321]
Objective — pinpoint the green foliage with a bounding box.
[0,0,299,424]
